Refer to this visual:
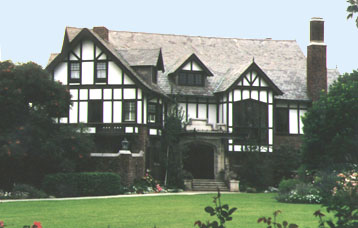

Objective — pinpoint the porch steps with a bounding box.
[192,179,229,192]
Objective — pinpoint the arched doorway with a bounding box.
[183,143,214,179]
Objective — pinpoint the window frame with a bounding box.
[233,99,269,145]
[123,101,137,122]
[88,100,103,123]
[178,71,205,86]
[94,61,108,83]
[275,107,289,135]
[147,103,163,125]
[68,61,81,83]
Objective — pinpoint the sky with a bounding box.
[0,0,357,75]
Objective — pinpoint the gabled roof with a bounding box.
[46,27,167,98]
[170,53,213,76]
[221,61,283,95]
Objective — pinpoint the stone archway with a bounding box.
[183,142,215,179]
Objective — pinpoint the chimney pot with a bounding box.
[310,17,324,43]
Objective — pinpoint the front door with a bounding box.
[183,143,214,179]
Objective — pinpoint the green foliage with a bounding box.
[42,172,123,197]
[258,210,299,228]
[319,169,358,228]
[229,152,274,191]
[347,0,358,28]
[312,170,340,200]
[276,179,322,204]
[301,71,358,170]
[271,145,301,184]
[229,144,300,191]
[278,179,301,194]
[0,183,47,199]
[194,190,237,228]
[12,184,48,199]
[161,102,186,188]
[0,61,94,189]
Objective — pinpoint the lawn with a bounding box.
[0,193,326,228]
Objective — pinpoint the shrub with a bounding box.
[321,170,358,227]
[278,179,301,194]
[42,172,123,197]
[271,145,301,184]
[276,179,322,204]
[12,184,47,199]
[229,152,274,191]
[0,184,47,199]
[313,170,340,200]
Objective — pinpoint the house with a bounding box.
[46,17,339,182]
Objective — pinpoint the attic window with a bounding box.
[178,71,204,86]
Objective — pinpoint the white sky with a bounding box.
[0,0,357,74]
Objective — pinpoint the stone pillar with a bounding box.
[229,180,240,192]
[119,150,133,186]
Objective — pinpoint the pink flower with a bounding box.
[156,184,163,192]
[0,221,4,227]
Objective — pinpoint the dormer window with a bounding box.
[178,71,204,86]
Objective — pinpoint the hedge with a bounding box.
[42,172,123,197]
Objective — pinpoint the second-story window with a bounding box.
[95,61,107,82]
[69,62,80,82]
[178,71,204,86]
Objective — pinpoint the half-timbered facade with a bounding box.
[47,18,339,180]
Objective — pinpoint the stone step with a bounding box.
[192,179,229,191]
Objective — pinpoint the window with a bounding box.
[148,103,157,123]
[233,99,268,144]
[276,108,289,134]
[152,68,158,84]
[88,100,103,123]
[147,103,163,124]
[178,71,204,86]
[95,61,107,82]
[69,62,80,82]
[123,101,136,122]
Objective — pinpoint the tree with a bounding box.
[301,70,358,170]
[161,101,186,187]
[347,0,358,28]
[0,61,93,189]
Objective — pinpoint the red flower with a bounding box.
[0,221,4,227]
[33,221,42,228]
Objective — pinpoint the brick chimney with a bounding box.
[307,17,327,101]
[93,26,109,42]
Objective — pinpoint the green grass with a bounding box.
[0,193,326,228]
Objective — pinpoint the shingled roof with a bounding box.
[50,27,340,101]
[108,30,331,100]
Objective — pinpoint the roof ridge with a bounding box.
[110,30,297,42]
